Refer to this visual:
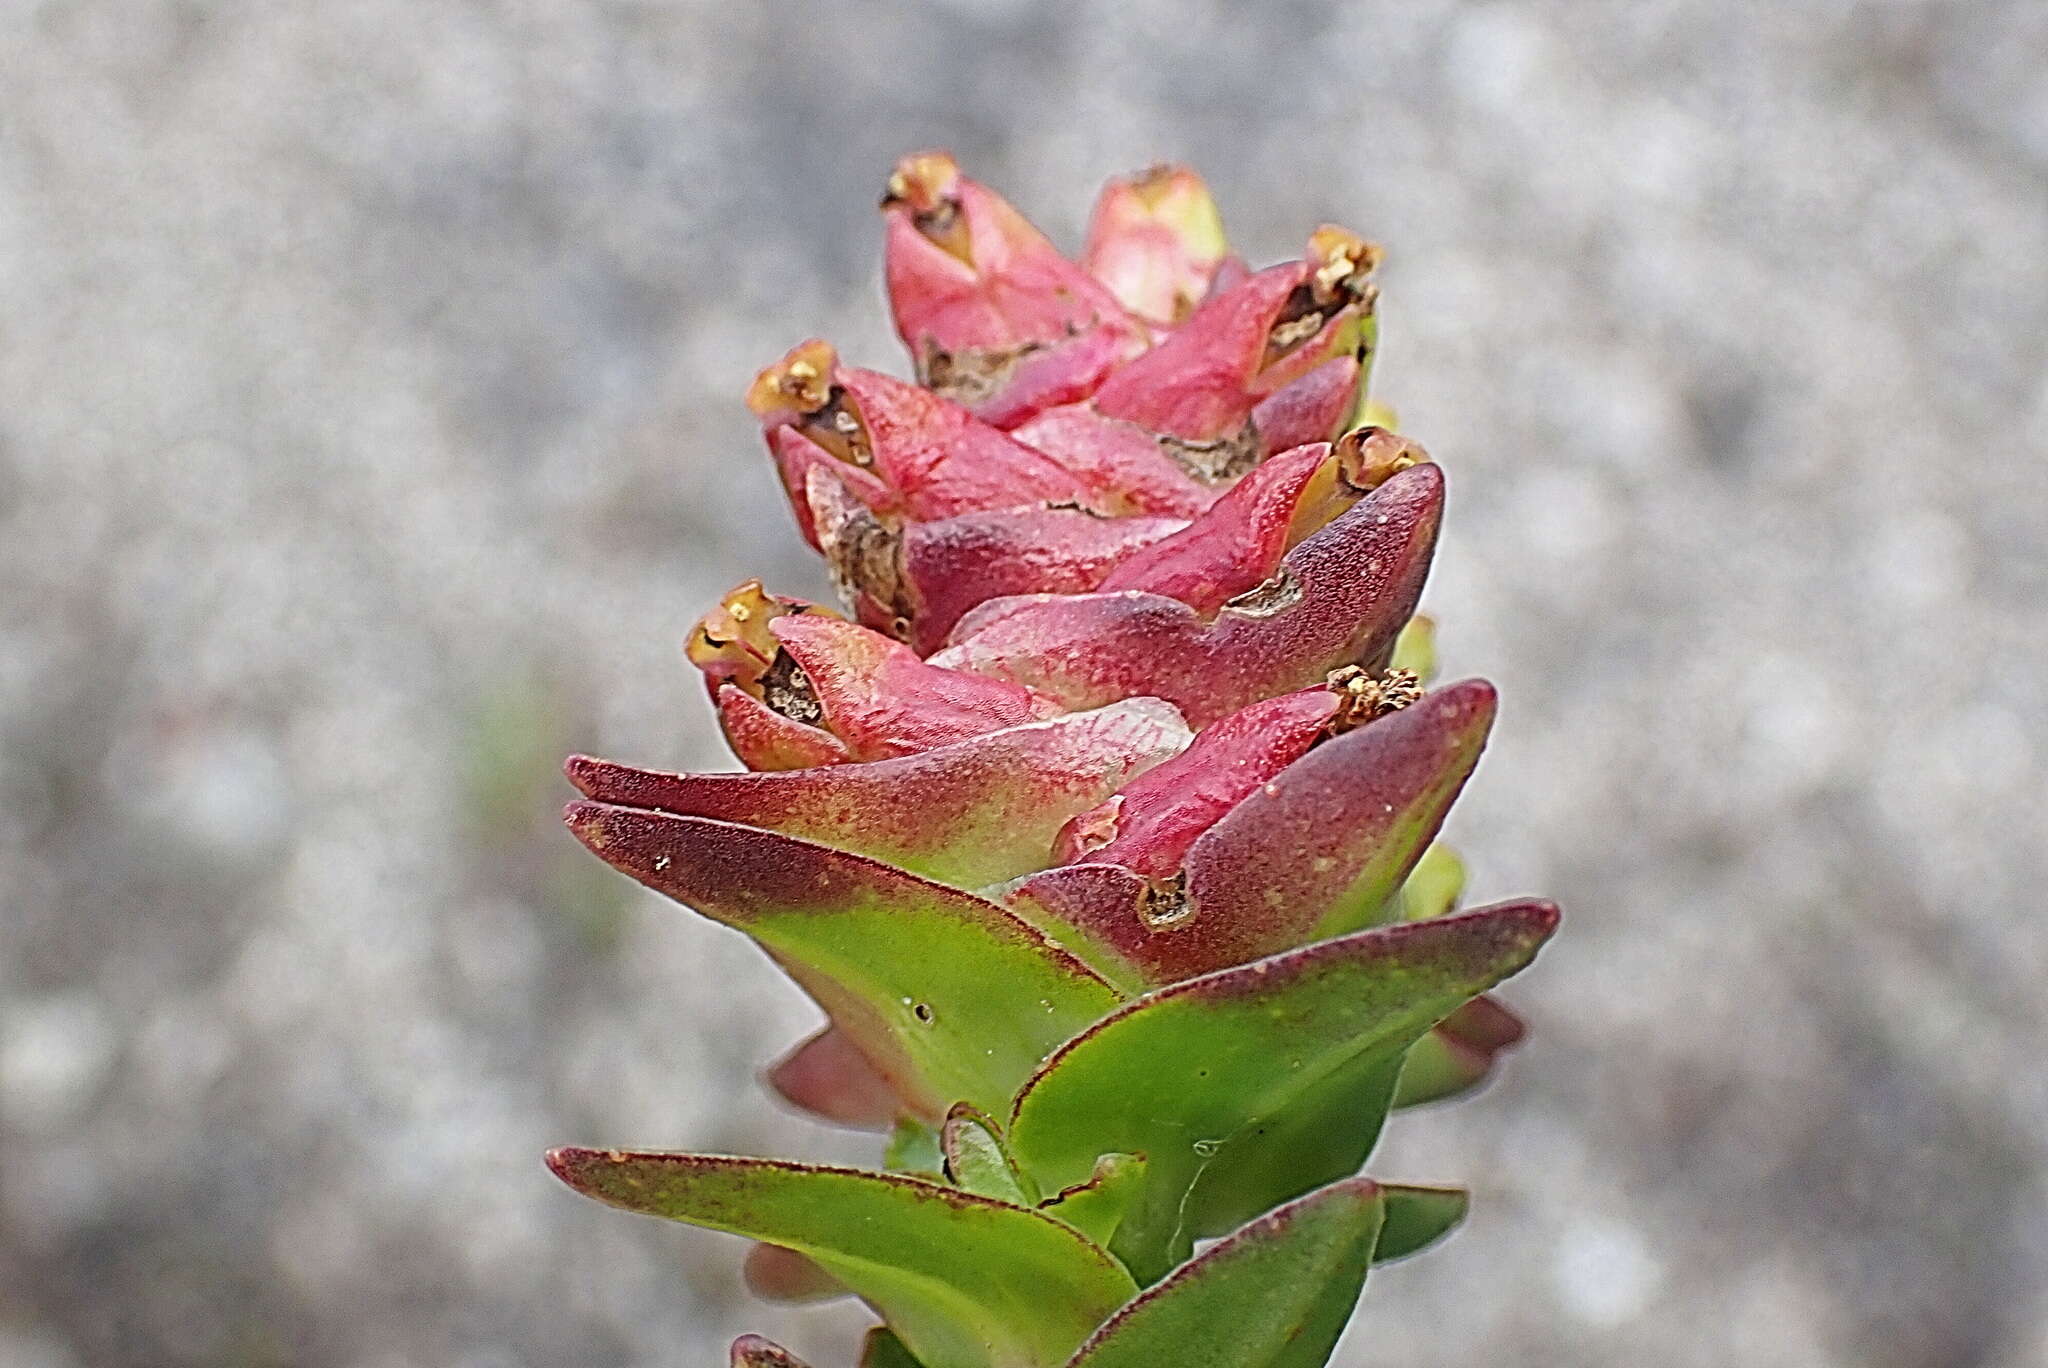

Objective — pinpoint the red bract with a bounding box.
[930,463,1442,726]
[749,339,1099,543]
[883,150,1146,428]
[1080,164,1231,328]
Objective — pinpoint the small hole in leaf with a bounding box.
[912,1003,934,1024]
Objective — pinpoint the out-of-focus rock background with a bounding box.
[3,1,2045,1365]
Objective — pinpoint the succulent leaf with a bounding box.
[765,1027,903,1131]
[1093,443,1335,614]
[766,614,1062,761]
[1388,612,1437,681]
[744,1243,848,1304]
[1047,686,1336,879]
[1007,405,1215,518]
[547,1151,1135,1368]
[1005,902,1559,1277]
[940,1103,1039,1205]
[1373,1184,1469,1262]
[1008,681,1495,987]
[931,464,1442,727]
[1397,843,1467,922]
[892,504,1188,654]
[1080,164,1229,327]
[1392,994,1529,1108]
[881,151,1144,429]
[1060,1178,1385,1368]
[858,1328,925,1368]
[567,699,1190,889]
[563,808,1121,1117]
[1185,678,1496,945]
[1035,1152,1148,1247]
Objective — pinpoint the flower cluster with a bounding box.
[549,152,1559,1368]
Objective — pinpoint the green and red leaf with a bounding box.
[1061,1178,1385,1368]
[564,808,1121,1117]
[548,1151,1134,1368]
[567,699,1189,890]
[1005,901,1559,1278]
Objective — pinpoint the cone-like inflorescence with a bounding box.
[549,152,1560,1368]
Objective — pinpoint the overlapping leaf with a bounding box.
[567,699,1188,889]
[1005,901,1559,1278]
[565,807,1120,1116]
[1061,1178,1385,1368]
[549,1151,1134,1368]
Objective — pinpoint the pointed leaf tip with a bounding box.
[764,1027,902,1130]
[1063,1177,1385,1368]
[933,463,1443,726]
[566,700,1189,889]
[546,1151,1134,1368]
[1374,1184,1469,1262]
[564,806,1121,1117]
[1184,676,1498,946]
[1006,900,1557,1276]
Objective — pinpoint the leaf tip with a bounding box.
[562,753,603,794]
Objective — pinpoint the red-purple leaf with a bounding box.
[933,463,1444,728]
[568,698,1189,888]
[1182,678,1498,945]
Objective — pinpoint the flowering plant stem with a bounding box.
[549,151,1560,1368]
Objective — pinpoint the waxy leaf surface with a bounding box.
[565,807,1121,1117]
[1006,902,1558,1277]
[932,464,1442,728]
[1374,1184,1468,1262]
[1036,1152,1148,1247]
[1184,678,1495,947]
[1062,1178,1385,1368]
[548,1151,1134,1368]
[567,700,1189,890]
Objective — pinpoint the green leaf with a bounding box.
[549,1151,1134,1368]
[885,1116,944,1178]
[1392,995,1528,1109]
[1062,1178,1385,1368]
[1388,613,1436,681]
[1390,1031,1480,1108]
[1374,1184,1468,1262]
[859,1328,924,1368]
[1180,1052,1404,1242]
[940,1104,1037,1205]
[1398,843,1466,921]
[1006,902,1558,1280]
[565,808,1123,1116]
[1036,1152,1148,1247]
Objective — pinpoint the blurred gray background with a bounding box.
[3,1,2046,1365]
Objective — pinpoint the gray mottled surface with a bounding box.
[3,2,2046,1365]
